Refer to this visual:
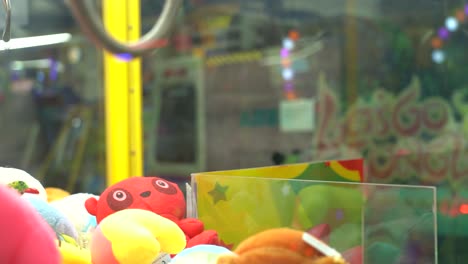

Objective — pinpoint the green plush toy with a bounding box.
[294,185,364,252]
[8,180,30,194]
[0,167,47,200]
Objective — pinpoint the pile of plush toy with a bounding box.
[0,167,353,264]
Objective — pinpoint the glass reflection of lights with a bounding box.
[115,53,133,62]
[432,49,445,64]
[282,38,295,51]
[445,17,459,31]
[459,204,468,214]
[438,27,450,40]
[280,30,300,100]
[0,33,71,51]
[282,68,294,80]
[430,3,468,63]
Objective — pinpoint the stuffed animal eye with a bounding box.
[155,180,169,188]
[107,188,133,211]
[152,179,177,195]
[113,190,127,201]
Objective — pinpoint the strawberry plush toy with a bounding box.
[85,176,224,248]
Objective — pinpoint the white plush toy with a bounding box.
[0,167,47,201]
[51,193,99,234]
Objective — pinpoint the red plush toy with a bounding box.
[85,176,223,248]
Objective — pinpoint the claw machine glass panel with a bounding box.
[0,1,106,193]
[141,0,468,262]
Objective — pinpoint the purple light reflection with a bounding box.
[284,81,294,91]
[336,209,344,221]
[280,48,289,58]
[465,4,468,15]
[10,71,20,81]
[49,59,58,81]
[438,27,450,40]
[115,53,133,62]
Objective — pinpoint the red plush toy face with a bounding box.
[85,177,186,223]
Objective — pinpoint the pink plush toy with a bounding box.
[0,185,61,263]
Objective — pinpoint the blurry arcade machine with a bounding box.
[145,2,319,178]
[146,56,206,178]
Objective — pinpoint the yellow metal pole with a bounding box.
[103,0,143,186]
[127,0,144,177]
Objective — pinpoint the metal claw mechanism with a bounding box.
[66,0,182,57]
[2,0,11,42]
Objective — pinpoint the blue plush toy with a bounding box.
[22,193,79,242]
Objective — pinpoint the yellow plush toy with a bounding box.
[58,237,91,264]
[58,209,187,264]
[46,187,71,202]
[90,209,187,264]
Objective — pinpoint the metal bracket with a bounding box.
[2,0,11,42]
[66,0,182,57]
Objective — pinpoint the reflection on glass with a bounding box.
[156,83,197,163]
[140,1,468,262]
[0,1,105,193]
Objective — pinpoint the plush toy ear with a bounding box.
[85,197,98,216]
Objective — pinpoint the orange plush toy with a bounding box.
[217,228,348,264]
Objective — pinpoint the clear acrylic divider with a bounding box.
[191,174,437,264]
